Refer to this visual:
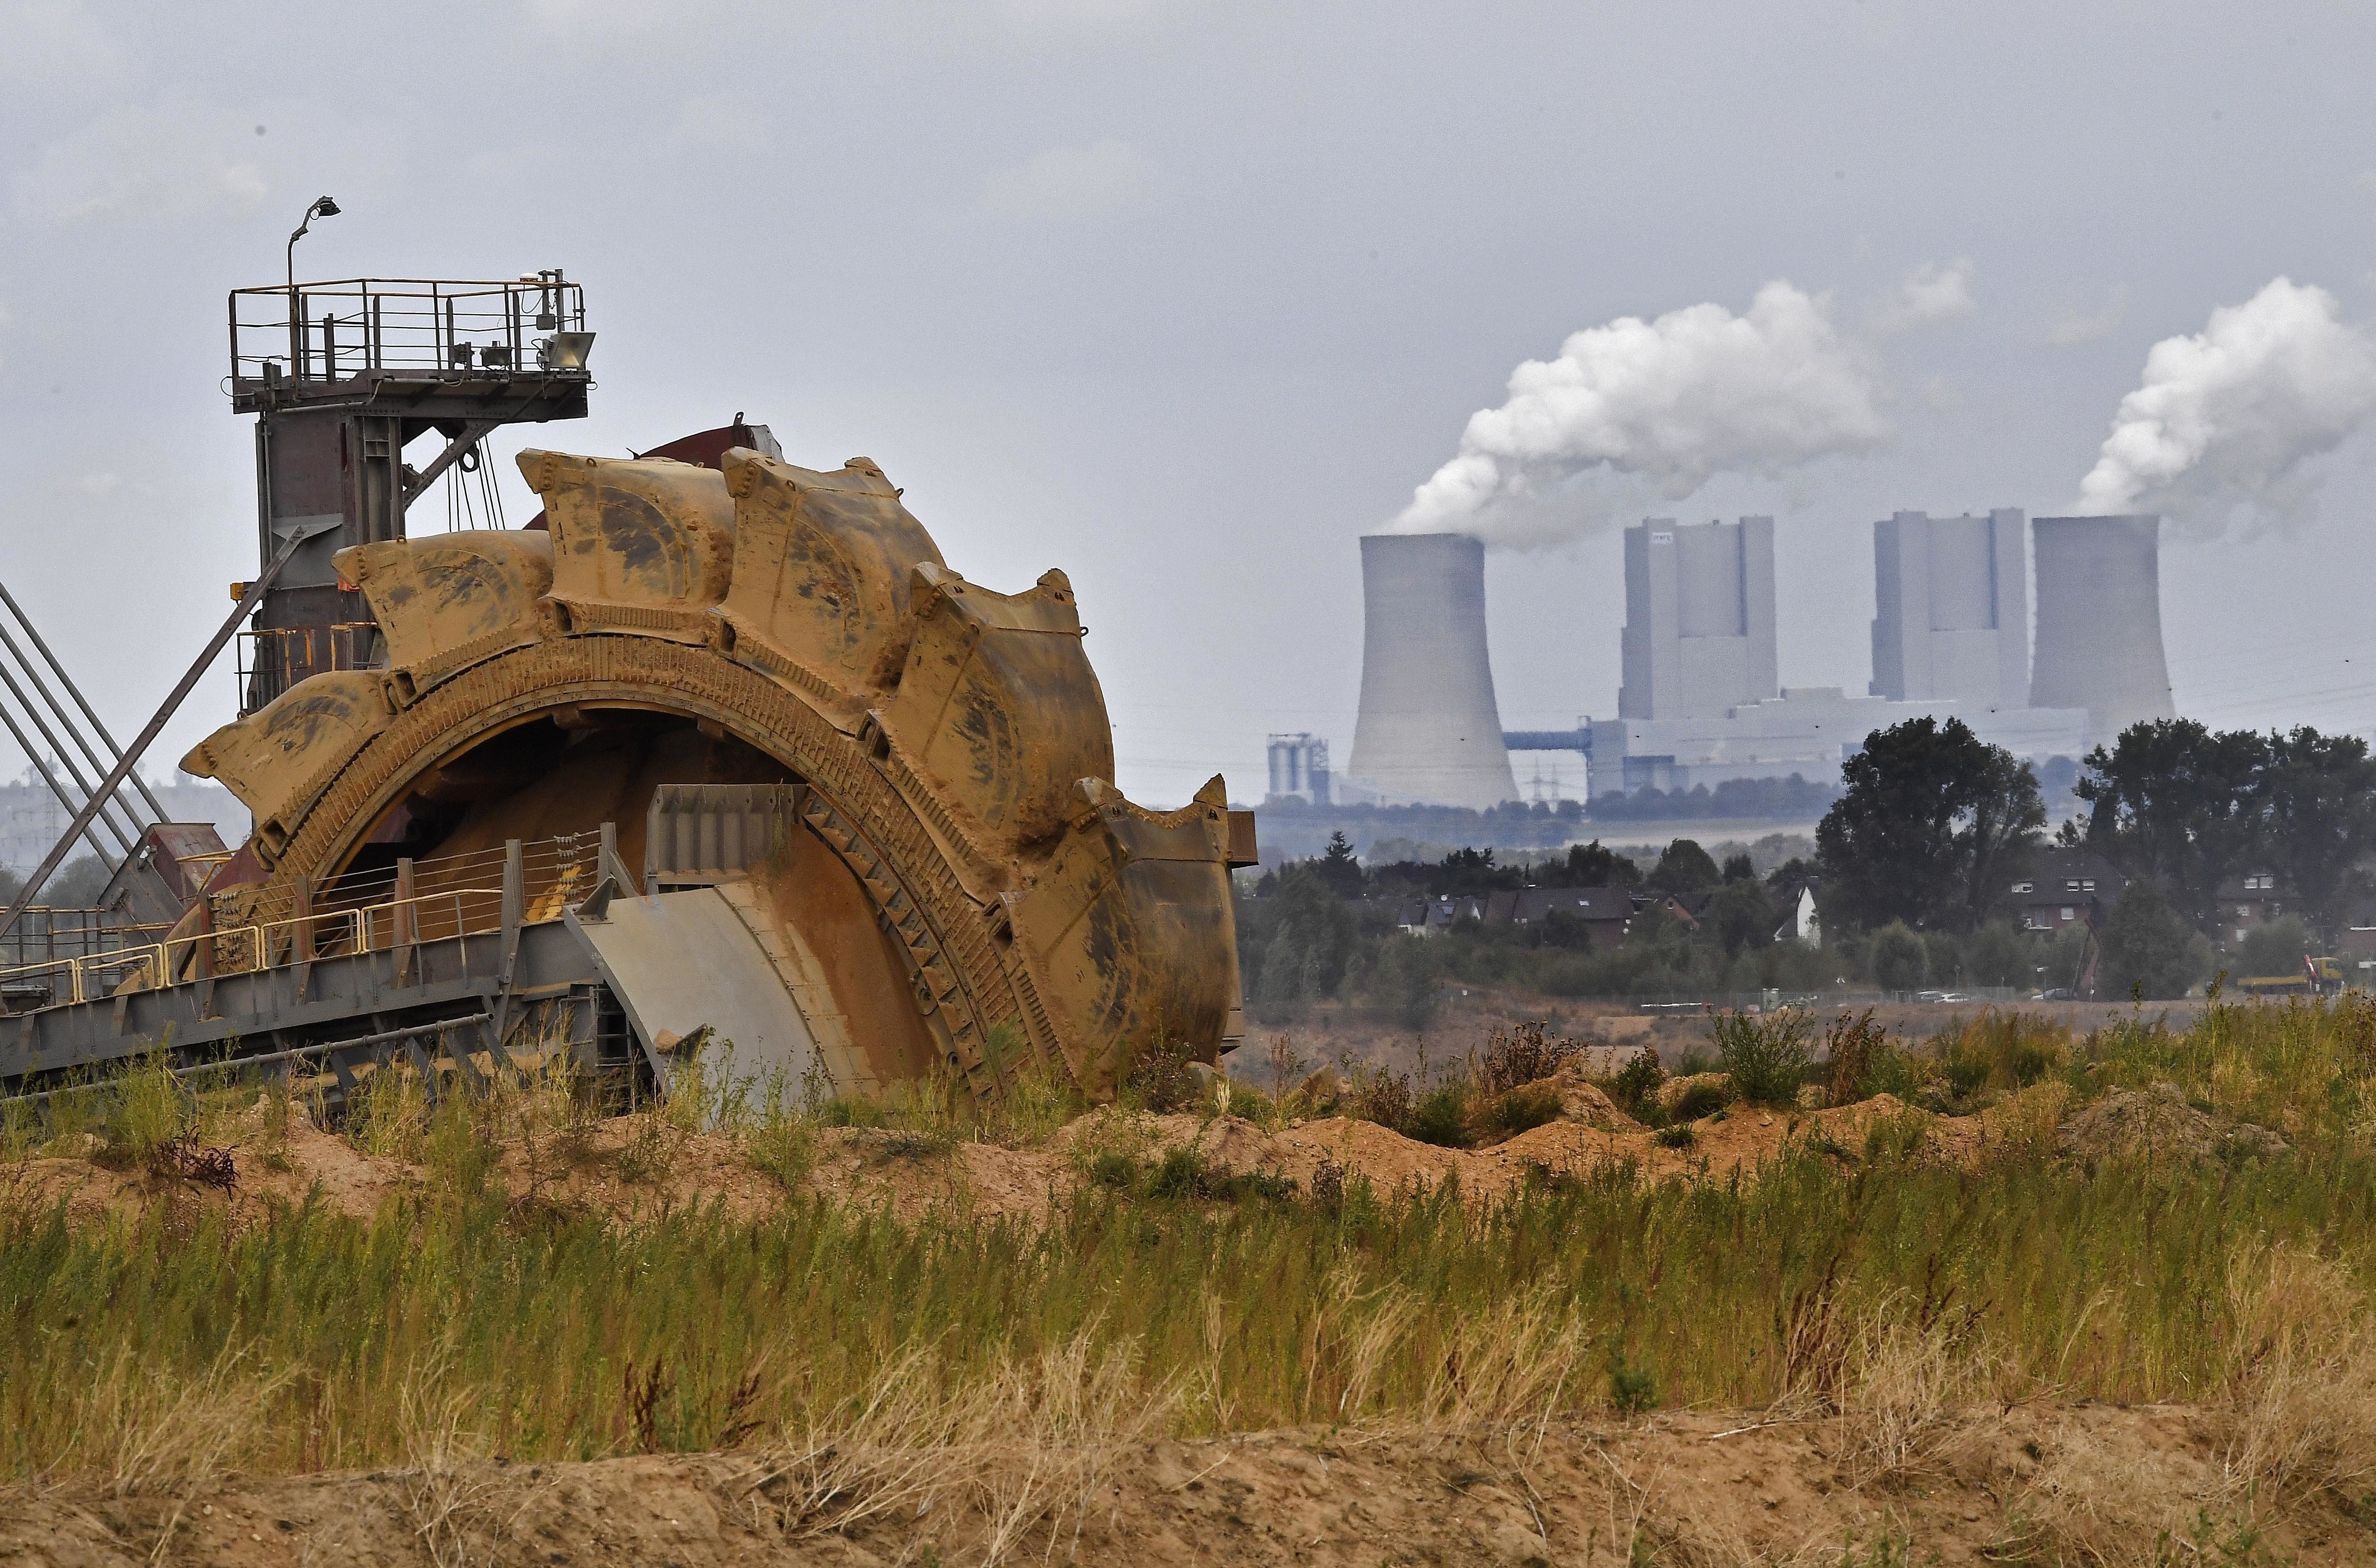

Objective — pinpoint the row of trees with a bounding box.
[1585,774,1839,821]
[1814,716,2376,943]
[2071,720,2376,936]
[1239,713,2376,1015]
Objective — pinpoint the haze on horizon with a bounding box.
[2,0,2373,811]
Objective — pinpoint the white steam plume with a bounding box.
[1873,258,1976,334]
[2075,277,2376,533]
[1392,281,1890,547]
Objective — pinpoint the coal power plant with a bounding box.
[1619,516,1778,721]
[1870,509,2028,708]
[1299,506,2176,815]
[2028,514,2177,741]
[1344,533,1519,810]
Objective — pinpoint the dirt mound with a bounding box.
[2055,1081,2290,1168]
[5,1403,2364,1567]
[6,1071,2106,1233]
[1546,1065,1641,1129]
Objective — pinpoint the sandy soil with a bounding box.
[1237,988,2200,1081]
[5,1063,2085,1234]
[4,1401,2366,1567]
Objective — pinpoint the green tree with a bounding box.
[1817,717,2044,932]
[1965,919,2032,988]
[1625,898,1683,950]
[1646,838,1721,893]
[1365,936,1440,1030]
[1720,853,1756,883]
[1703,876,1776,957]
[1869,922,1927,990]
[2252,727,2376,939]
[1560,839,1640,887]
[1313,830,1365,898]
[2235,915,2315,981]
[1432,847,1521,896]
[1921,931,1962,988]
[2097,880,2208,1001]
[2073,720,2267,930]
[1242,865,1357,1023]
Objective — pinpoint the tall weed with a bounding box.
[1711,1009,1813,1106]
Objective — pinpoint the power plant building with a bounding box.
[1871,509,2027,707]
[1620,516,1778,720]
[1264,733,1331,806]
[1584,511,2088,800]
[2029,515,2175,743]
[1345,533,1519,810]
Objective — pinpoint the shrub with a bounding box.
[1469,1083,1562,1146]
[1938,1009,2068,1099]
[1345,1064,1414,1132]
[1710,1009,1813,1107]
[96,1049,188,1172]
[1870,922,1928,991]
[1608,1353,1659,1414]
[1405,1079,1473,1148]
[1824,1009,1888,1105]
[1608,1050,1666,1122]
[1145,1145,1213,1198]
[979,1043,1080,1147]
[1669,1078,1728,1123]
[745,1113,814,1190]
[1476,1020,1577,1096]
[1123,1029,1200,1112]
[1224,1082,1273,1122]
[1653,1124,1697,1150]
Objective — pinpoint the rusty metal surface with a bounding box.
[179,670,393,864]
[880,563,1113,855]
[1008,775,1244,1092]
[713,450,945,705]
[335,529,552,705]
[518,451,737,640]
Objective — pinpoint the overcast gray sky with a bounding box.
[4,0,2375,812]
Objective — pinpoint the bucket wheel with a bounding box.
[184,446,1248,1098]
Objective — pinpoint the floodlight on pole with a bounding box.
[284,196,341,375]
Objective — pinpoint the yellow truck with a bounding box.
[2233,957,2347,998]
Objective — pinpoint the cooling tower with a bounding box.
[1347,533,1518,809]
[2029,515,2175,746]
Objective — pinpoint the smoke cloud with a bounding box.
[2075,277,2376,533]
[1873,258,1976,334]
[1392,281,1891,547]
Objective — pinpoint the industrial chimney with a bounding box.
[2028,515,2175,746]
[1347,533,1519,809]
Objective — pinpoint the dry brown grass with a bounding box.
[2214,1241,2376,1518]
[740,1334,1174,1565]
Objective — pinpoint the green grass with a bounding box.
[0,997,2372,1483]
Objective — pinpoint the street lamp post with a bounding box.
[284,196,341,379]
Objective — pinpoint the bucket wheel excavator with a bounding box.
[0,273,1249,1109]
[184,446,1250,1100]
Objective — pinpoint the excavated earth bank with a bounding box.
[5,1404,2371,1567]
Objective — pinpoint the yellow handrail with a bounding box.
[0,883,523,1004]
